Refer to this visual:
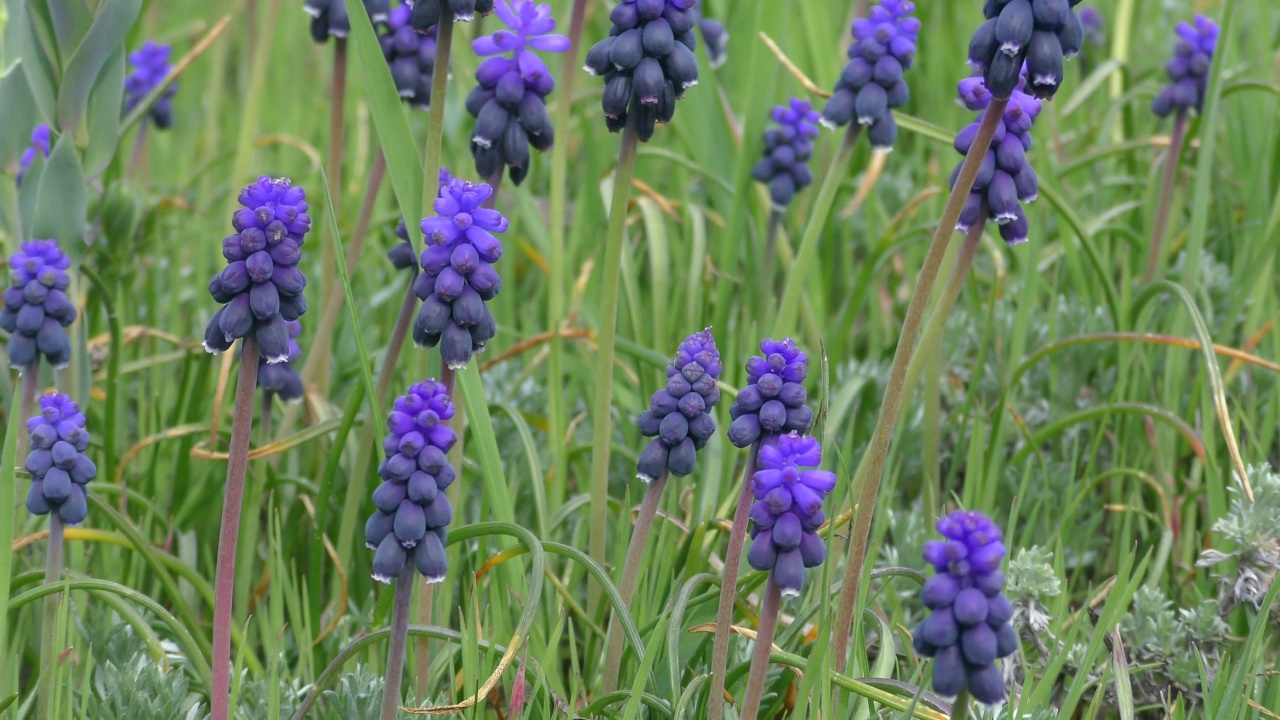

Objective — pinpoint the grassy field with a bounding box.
[1,0,1279,718]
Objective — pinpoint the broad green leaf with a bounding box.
[56,0,141,134]
[31,133,87,256]
[82,45,124,176]
[20,2,58,121]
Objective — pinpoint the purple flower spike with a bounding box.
[1152,15,1218,118]
[726,338,812,448]
[636,328,722,481]
[970,0,1081,99]
[125,41,177,129]
[390,168,456,269]
[2,240,76,370]
[745,432,834,598]
[380,4,439,110]
[366,380,457,584]
[913,509,1017,705]
[257,320,305,402]
[406,0,496,32]
[412,175,505,369]
[696,10,728,69]
[752,98,820,210]
[16,124,52,188]
[820,0,918,151]
[305,0,391,42]
[24,393,97,526]
[203,177,311,364]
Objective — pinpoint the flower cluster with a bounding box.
[125,41,177,129]
[467,1,568,185]
[636,329,722,481]
[412,177,504,369]
[257,320,304,402]
[24,393,97,526]
[951,71,1042,247]
[820,0,919,150]
[746,433,834,597]
[697,11,727,69]
[584,0,701,142]
[380,4,439,110]
[1152,15,1218,118]
[366,381,456,583]
[2,240,77,369]
[407,0,495,32]
[305,0,391,42]
[913,510,1018,705]
[727,338,813,448]
[16,124,51,188]
[390,168,455,270]
[968,0,1083,99]
[751,99,820,210]
[203,177,311,363]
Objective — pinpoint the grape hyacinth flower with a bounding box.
[256,320,305,402]
[636,329,722,481]
[125,41,177,129]
[407,0,495,32]
[304,0,391,42]
[697,11,728,69]
[968,0,1083,99]
[752,99,820,210]
[24,393,97,526]
[727,338,813,448]
[820,0,919,151]
[411,176,504,370]
[913,510,1018,705]
[390,168,455,270]
[380,4,439,109]
[466,0,569,185]
[15,124,51,188]
[1152,15,1218,118]
[1,240,76,370]
[745,432,835,597]
[203,177,311,363]
[951,70,1042,246]
[365,380,457,583]
[1079,6,1104,47]
[584,0,701,142]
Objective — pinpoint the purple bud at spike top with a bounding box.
[820,0,918,151]
[125,41,178,129]
[1151,15,1218,118]
[913,509,1018,705]
[971,0,1081,99]
[15,124,51,188]
[304,0,391,42]
[379,4,439,110]
[24,393,97,526]
[752,99,820,210]
[367,380,457,583]
[727,338,811,448]
[256,320,305,402]
[636,328,722,481]
[2,240,76,370]
[406,0,496,32]
[745,432,835,598]
[202,177,310,362]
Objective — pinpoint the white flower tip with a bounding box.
[371,572,394,584]
[265,353,290,364]
[1006,236,1029,247]
[302,6,322,17]
[636,472,656,484]
[993,212,1017,225]
[454,11,476,22]
[682,79,699,90]
[856,115,875,125]
[871,144,894,154]
[371,12,389,22]
[424,574,446,584]
[583,65,600,76]
[780,587,801,599]
[202,342,224,355]
[818,117,839,131]
[446,359,469,370]
[331,29,349,39]
[1033,74,1059,86]
[955,222,971,233]
[399,89,416,98]
[999,43,1021,56]
[285,395,305,405]
[474,136,495,149]
[1022,193,1038,203]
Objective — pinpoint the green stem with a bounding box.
[603,471,669,693]
[234,388,274,623]
[379,562,416,720]
[18,362,41,459]
[314,38,349,396]
[762,208,783,305]
[952,689,971,720]
[707,442,760,720]
[738,578,782,720]
[830,98,1008,676]
[1142,109,1187,283]
[79,266,120,523]
[586,119,641,613]
[420,16,454,217]
[37,516,65,720]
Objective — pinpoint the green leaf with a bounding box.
[31,133,87,255]
[82,45,124,177]
[457,364,514,525]
[19,2,58,121]
[0,380,24,683]
[56,0,140,134]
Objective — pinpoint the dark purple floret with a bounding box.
[202,177,311,364]
[24,393,97,526]
[380,4,440,110]
[2,240,76,369]
[15,124,51,188]
[256,320,305,402]
[304,0,391,42]
[970,0,1081,99]
[125,41,177,129]
[727,338,812,448]
[752,99,820,210]
[405,0,496,32]
[1079,6,1104,46]
[913,509,1017,705]
[636,328,722,481]
[745,432,835,598]
[390,168,455,269]
[696,11,728,69]
[412,175,505,369]
[366,380,457,583]
[585,0,700,142]
[1152,15,1218,118]
[820,0,918,151]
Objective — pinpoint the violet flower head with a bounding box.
[390,168,455,270]
[584,0,701,143]
[203,177,311,364]
[16,124,51,188]
[412,176,505,370]
[913,510,1018,705]
[969,0,1084,99]
[467,0,568,185]
[820,0,918,151]
[24,393,97,526]
[752,99,820,210]
[697,11,728,69]
[366,380,457,583]
[1079,6,1104,46]
[727,338,812,448]
[125,41,177,129]
[636,329,722,482]
[257,320,305,402]
[746,433,834,597]
[1152,15,1218,118]
[950,70,1042,247]
[380,4,439,110]
[1,240,76,370]
[407,0,496,33]
[304,0,391,42]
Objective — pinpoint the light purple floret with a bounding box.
[746,432,835,597]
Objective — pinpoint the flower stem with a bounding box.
[829,98,1008,676]
[211,334,261,720]
[602,470,669,693]
[420,16,454,216]
[586,118,641,613]
[379,562,416,720]
[126,122,149,183]
[234,387,275,622]
[762,208,783,304]
[707,442,760,720]
[738,577,782,720]
[17,362,40,458]
[483,169,503,210]
[37,515,65,720]
[314,38,349,396]
[952,689,971,720]
[1143,109,1188,283]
